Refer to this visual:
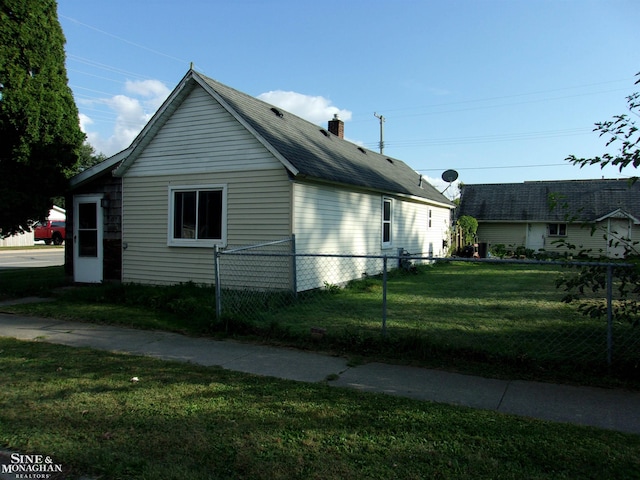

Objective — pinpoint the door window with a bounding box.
[78,202,98,257]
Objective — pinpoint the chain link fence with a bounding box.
[215,239,639,374]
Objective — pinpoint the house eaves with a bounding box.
[69,146,132,189]
[595,208,640,224]
[295,176,454,209]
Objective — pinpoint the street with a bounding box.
[0,248,64,269]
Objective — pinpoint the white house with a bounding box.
[68,69,454,289]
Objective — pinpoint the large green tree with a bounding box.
[0,0,84,236]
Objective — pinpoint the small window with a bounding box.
[169,185,226,247]
[427,209,432,229]
[548,223,567,236]
[382,197,393,247]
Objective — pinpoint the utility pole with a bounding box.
[374,112,385,154]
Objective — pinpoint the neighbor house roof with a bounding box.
[458,179,640,223]
[111,69,453,208]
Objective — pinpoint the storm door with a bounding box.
[73,195,103,283]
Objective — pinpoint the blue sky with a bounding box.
[57,0,639,194]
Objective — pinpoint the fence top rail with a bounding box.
[218,249,633,268]
[224,238,291,254]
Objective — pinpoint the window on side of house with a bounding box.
[427,208,432,229]
[382,197,393,247]
[169,185,226,246]
[548,223,567,237]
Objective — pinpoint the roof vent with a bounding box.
[357,147,367,154]
[270,107,284,118]
[320,129,330,137]
[386,158,394,164]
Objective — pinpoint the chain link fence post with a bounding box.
[607,264,613,366]
[214,245,222,329]
[382,254,387,337]
[291,235,297,296]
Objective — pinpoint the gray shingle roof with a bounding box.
[458,179,640,222]
[194,72,452,207]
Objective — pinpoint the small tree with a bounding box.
[457,215,478,245]
[557,72,640,327]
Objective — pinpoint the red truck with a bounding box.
[34,220,66,245]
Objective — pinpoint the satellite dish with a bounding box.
[441,169,459,183]
[440,169,459,196]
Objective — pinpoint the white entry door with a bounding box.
[607,218,631,258]
[73,195,103,283]
[526,223,546,252]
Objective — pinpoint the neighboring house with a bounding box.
[67,69,454,289]
[457,179,640,258]
[0,206,65,247]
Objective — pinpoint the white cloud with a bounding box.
[125,79,170,110]
[78,113,93,133]
[257,90,352,125]
[80,79,171,156]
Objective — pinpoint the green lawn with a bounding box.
[222,262,638,386]
[3,262,639,387]
[0,265,68,301]
[1,338,638,480]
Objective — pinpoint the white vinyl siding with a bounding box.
[123,170,291,285]
[478,221,636,258]
[294,183,381,255]
[126,87,279,177]
[477,223,527,249]
[293,182,450,290]
[394,198,450,257]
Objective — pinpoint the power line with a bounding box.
[67,55,153,82]
[369,79,635,117]
[418,163,572,173]
[60,15,188,65]
[361,127,592,149]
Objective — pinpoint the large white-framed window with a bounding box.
[382,197,393,247]
[168,184,227,247]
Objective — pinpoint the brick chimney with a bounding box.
[328,114,344,138]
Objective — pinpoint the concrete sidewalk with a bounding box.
[0,311,639,435]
